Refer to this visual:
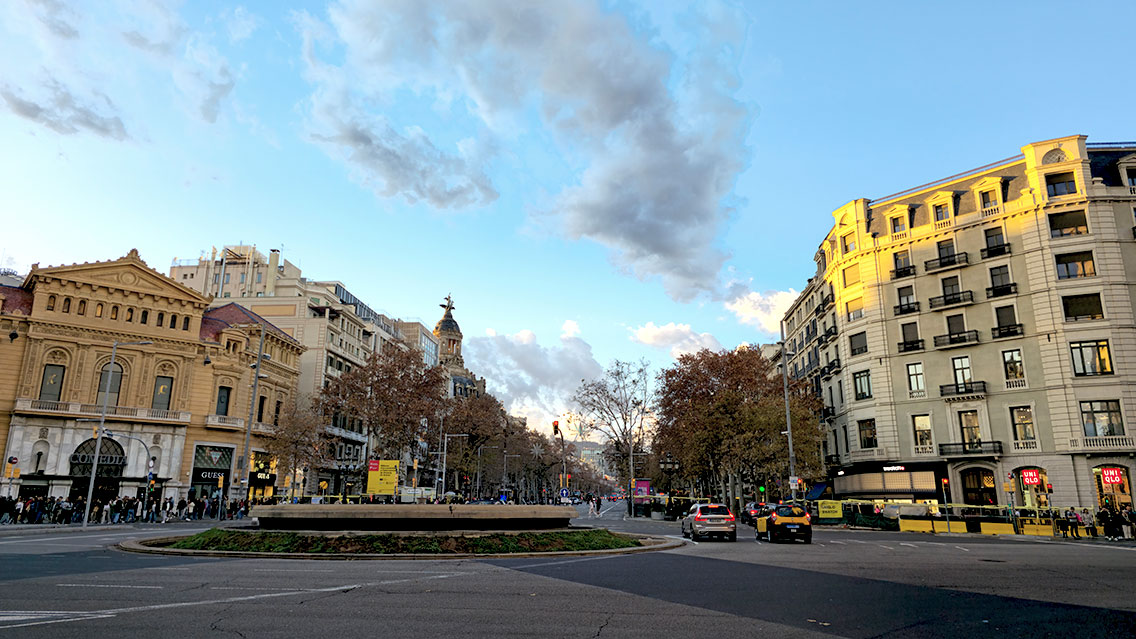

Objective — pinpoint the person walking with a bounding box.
[1122,506,1135,540]
[1065,509,1080,539]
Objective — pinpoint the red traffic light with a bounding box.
[1046,483,1053,492]
[941,477,949,485]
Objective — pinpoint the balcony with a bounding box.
[820,405,836,420]
[824,454,842,466]
[1005,378,1028,390]
[205,414,244,429]
[940,381,987,398]
[816,294,834,314]
[894,302,920,316]
[1013,440,1039,451]
[980,204,1003,218]
[908,389,926,399]
[822,325,838,341]
[938,441,1004,457]
[934,330,979,348]
[986,283,1018,298]
[326,425,369,443]
[991,324,1024,339]
[981,243,1011,259]
[1066,435,1136,452]
[252,421,275,435]
[913,444,936,456]
[924,252,969,272]
[928,290,974,309]
[14,398,191,423]
[897,339,924,353]
[891,265,916,280]
[849,447,891,462]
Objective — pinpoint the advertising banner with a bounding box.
[1101,467,1124,485]
[1020,469,1041,485]
[633,478,651,504]
[367,460,399,495]
[818,500,842,519]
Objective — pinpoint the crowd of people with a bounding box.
[0,494,255,525]
[1056,505,1136,541]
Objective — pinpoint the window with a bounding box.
[77,300,86,315]
[152,375,173,411]
[257,272,263,283]
[858,419,877,449]
[913,415,932,446]
[257,396,267,423]
[984,227,1004,248]
[849,332,868,356]
[995,305,1018,328]
[110,305,118,320]
[1070,340,1113,376]
[937,239,955,259]
[1081,400,1124,437]
[894,250,911,269]
[94,303,103,318]
[901,322,919,342]
[990,265,1011,288]
[890,217,906,233]
[274,400,282,426]
[934,203,950,221]
[62,298,71,313]
[952,356,972,386]
[980,190,998,209]
[1011,406,1035,441]
[46,295,56,311]
[1062,293,1103,321]
[946,314,966,335]
[1049,210,1087,237]
[182,316,190,331]
[1055,251,1095,279]
[907,362,925,393]
[215,386,232,416]
[1003,349,1024,380]
[941,276,960,296]
[39,364,65,402]
[169,314,177,329]
[214,274,219,284]
[842,234,856,254]
[843,263,860,287]
[1045,172,1077,197]
[157,312,165,327]
[96,362,123,407]
[846,297,864,321]
[837,380,844,404]
[240,273,246,284]
[897,285,915,305]
[853,370,872,400]
[224,273,231,284]
[959,410,981,445]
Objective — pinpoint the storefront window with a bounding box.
[1093,466,1132,509]
[1016,467,1049,508]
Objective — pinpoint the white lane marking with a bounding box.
[828,540,845,545]
[851,540,869,544]
[252,569,333,573]
[148,567,190,571]
[0,612,116,630]
[0,528,213,545]
[815,543,826,547]
[209,587,307,591]
[955,546,970,552]
[509,556,626,570]
[925,541,948,546]
[56,584,163,589]
[599,505,619,516]
[900,543,919,548]
[878,545,895,550]
[664,535,694,545]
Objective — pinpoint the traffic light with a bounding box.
[1046,483,1053,493]
[941,477,949,485]
[758,485,765,494]
[552,420,560,436]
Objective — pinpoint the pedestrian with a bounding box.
[1099,506,1117,541]
[1082,508,1096,538]
[1065,509,1080,539]
[1123,506,1135,540]
[1056,510,1069,538]
[186,499,196,521]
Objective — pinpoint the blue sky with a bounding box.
[2,0,1134,431]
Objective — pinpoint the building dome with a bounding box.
[434,295,462,337]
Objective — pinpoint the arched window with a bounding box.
[38,364,65,402]
[156,312,164,327]
[77,300,86,315]
[169,314,177,329]
[110,305,119,320]
[96,362,123,407]
[94,303,103,318]
[126,308,134,322]
[140,310,148,325]
[62,298,71,313]
[1094,465,1132,510]
[182,316,190,331]
[46,295,56,311]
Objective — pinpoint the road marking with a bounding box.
[851,540,869,544]
[878,545,895,550]
[0,528,212,545]
[0,611,116,630]
[925,541,948,546]
[828,540,845,545]
[664,535,693,545]
[56,584,163,589]
[509,555,625,570]
[252,569,333,573]
[900,543,919,548]
[210,587,306,591]
[955,546,970,552]
[148,567,191,571]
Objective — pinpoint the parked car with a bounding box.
[681,503,737,542]
[754,504,812,543]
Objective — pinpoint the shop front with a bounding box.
[189,444,232,500]
[248,452,276,499]
[831,462,946,501]
[67,438,126,503]
[1013,467,1050,508]
[1094,465,1132,509]
[959,467,997,506]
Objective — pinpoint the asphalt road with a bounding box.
[1,504,1135,638]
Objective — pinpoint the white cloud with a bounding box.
[293,0,752,299]
[464,327,604,436]
[560,320,580,339]
[631,321,722,359]
[220,6,259,44]
[725,288,798,336]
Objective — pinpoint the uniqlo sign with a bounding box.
[1020,469,1041,485]
[1101,467,1124,485]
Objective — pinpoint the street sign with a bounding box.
[788,475,799,487]
[6,456,16,465]
[559,488,570,498]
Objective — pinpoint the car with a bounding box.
[754,504,812,543]
[740,501,766,526]
[681,503,737,542]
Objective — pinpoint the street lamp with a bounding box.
[476,445,498,499]
[502,454,520,499]
[83,339,152,528]
[779,321,798,502]
[440,433,467,496]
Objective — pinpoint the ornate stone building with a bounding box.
[0,251,302,503]
[432,295,486,398]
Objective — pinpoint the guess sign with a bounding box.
[1101,467,1124,485]
[1020,469,1041,485]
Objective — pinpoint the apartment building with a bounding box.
[783,135,1136,510]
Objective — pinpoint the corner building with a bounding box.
[783,135,1136,510]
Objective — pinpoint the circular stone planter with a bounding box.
[118,530,683,560]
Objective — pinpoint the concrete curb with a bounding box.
[116,531,684,560]
[0,520,250,538]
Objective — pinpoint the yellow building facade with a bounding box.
[0,251,302,503]
[784,135,1136,509]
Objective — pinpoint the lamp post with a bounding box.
[779,321,798,502]
[441,433,467,496]
[83,339,152,528]
[502,454,520,500]
[236,325,268,502]
[477,445,498,499]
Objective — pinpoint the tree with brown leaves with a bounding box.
[263,399,331,499]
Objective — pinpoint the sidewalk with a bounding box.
[818,523,1136,545]
[0,518,243,537]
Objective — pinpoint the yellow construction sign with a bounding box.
[367,460,399,495]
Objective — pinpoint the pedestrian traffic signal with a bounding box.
[758,485,765,493]
[1046,483,1053,492]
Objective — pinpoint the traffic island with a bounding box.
[119,527,683,559]
[251,504,578,531]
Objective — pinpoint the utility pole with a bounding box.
[780,321,798,503]
[237,325,267,502]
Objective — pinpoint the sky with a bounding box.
[2,0,1135,435]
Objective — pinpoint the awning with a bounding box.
[805,482,829,500]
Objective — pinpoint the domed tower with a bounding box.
[434,294,464,368]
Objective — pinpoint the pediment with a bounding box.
[31,251,209,306]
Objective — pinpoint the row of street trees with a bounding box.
[571,347,823,516]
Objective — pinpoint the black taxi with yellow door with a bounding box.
[754,503,812,543]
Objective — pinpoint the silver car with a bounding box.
[681,503,737,541]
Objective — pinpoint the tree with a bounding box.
[317,340,447,463]
[571,359,653,513]
[264,399,331,499]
